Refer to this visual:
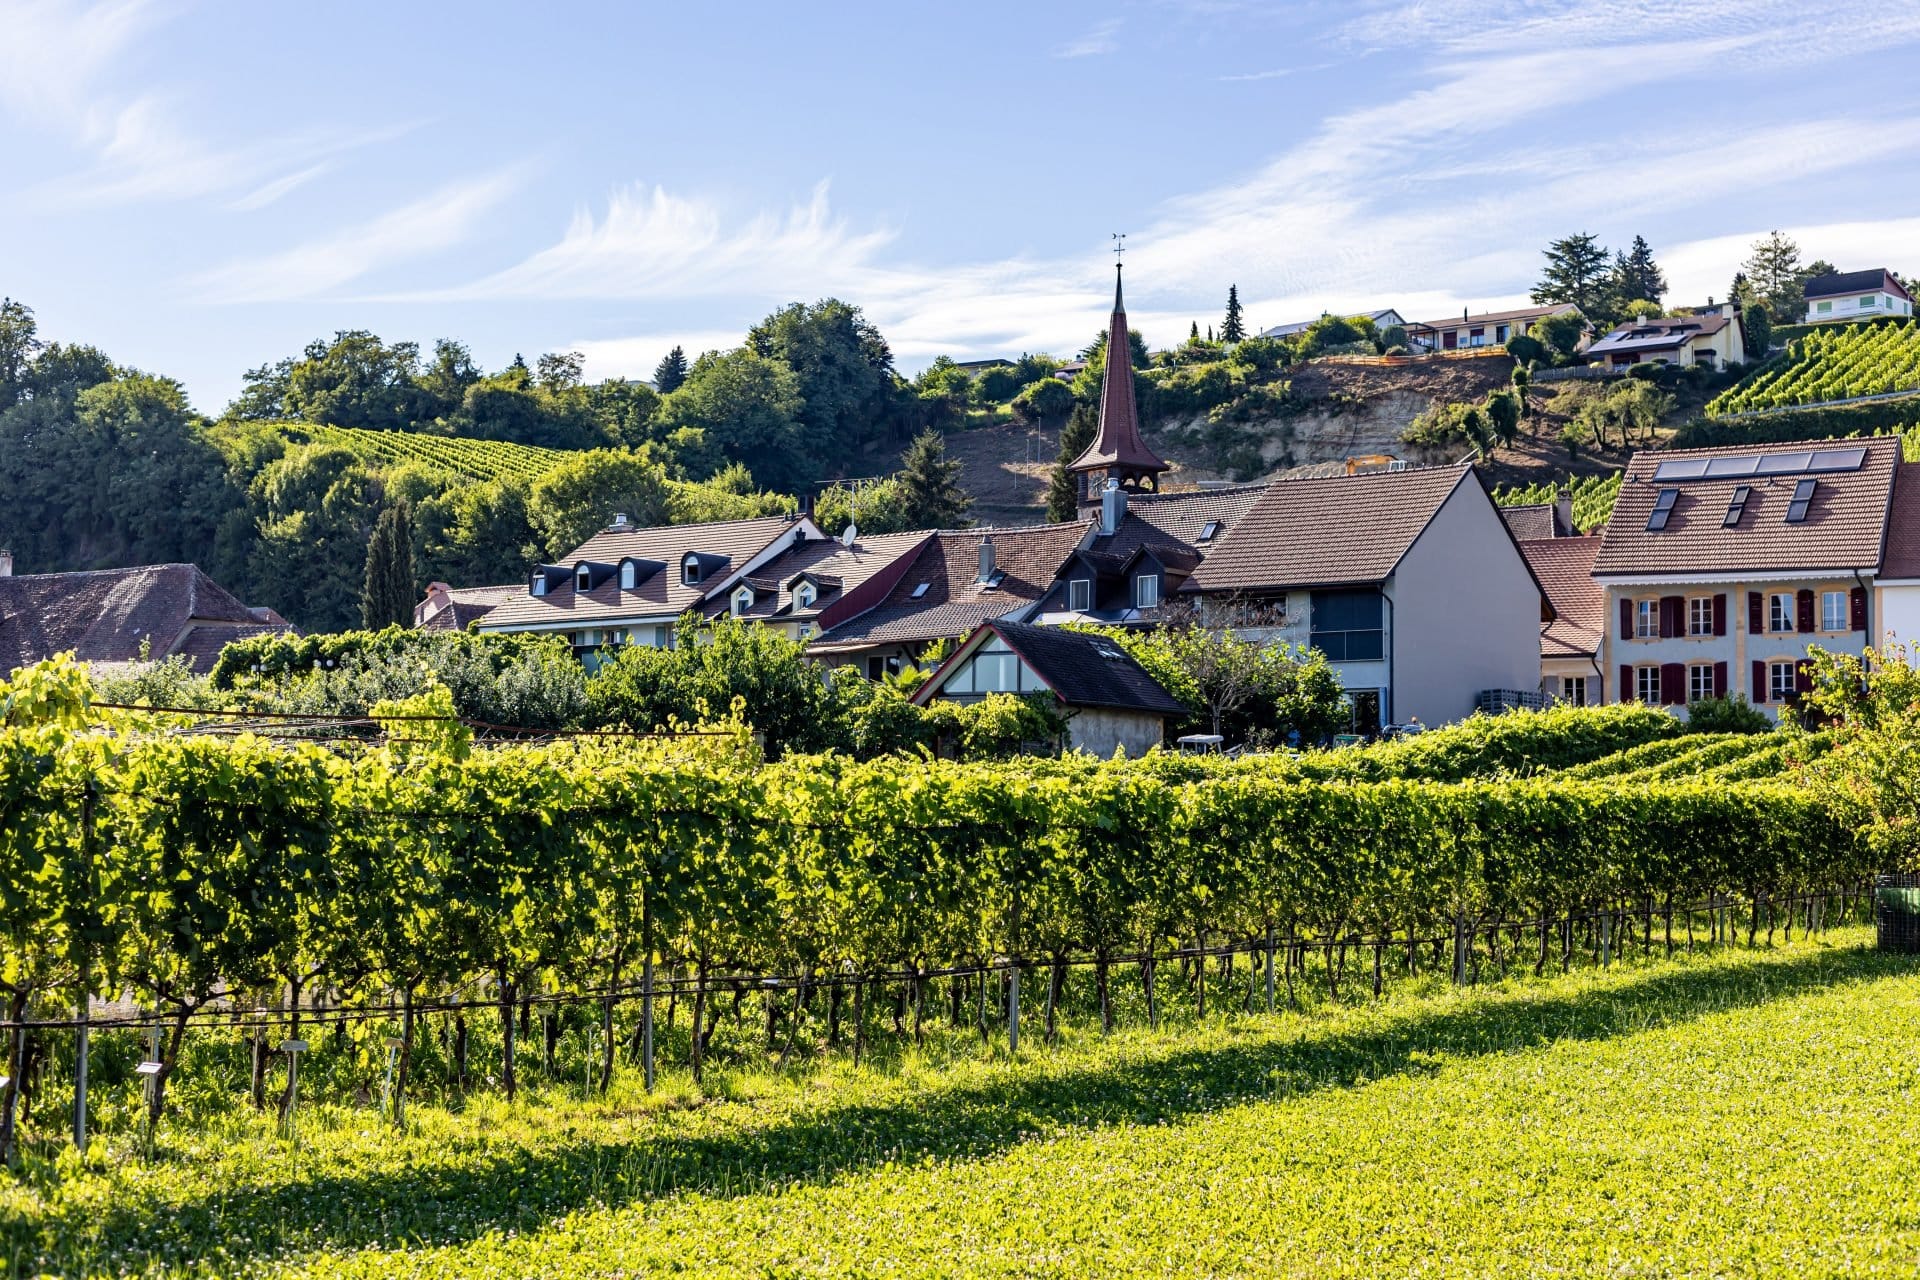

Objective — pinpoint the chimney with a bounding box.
[414,581,452,628]
[1100,478,1127,536]
[0,550,11,578]
[1553,489,1574,537]
[977,535,997,584]
[611,512,630,529]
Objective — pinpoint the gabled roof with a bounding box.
[1068,265,1168,479]
[1592,436,1901,578]
[913,620,1186,717]
[1878,462,1920,580]
[1500,502,1569,542]
[809,521,1092,652]
[1586,312,1735,358]
[1804,268,1910,302]
[1411,302,1579,330]
[1261,308,1404,339]
[481,513,808,629]
[1520,535,1603,658]
[701,530,932,622]
[1181,465,1473,593]
[417,583,521,632]
[0,563,292,674]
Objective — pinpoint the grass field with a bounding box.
[4,929,1917,1278]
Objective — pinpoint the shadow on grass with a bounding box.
[23,942,1916,1272]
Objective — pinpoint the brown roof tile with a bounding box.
[1182,465,1472,593]
[0,563,290,673]
[701,530,931,622]
[1520,535,1603,658]
[1882,462,1920,579]
[1411,302,1578,330]
[1591,436,1900,578]
[1500,503,1567,542]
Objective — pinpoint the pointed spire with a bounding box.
[1069,262,1167,497]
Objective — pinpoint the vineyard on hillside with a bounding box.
[281,423,571,484]
[1490,472,1622,532]
[1707,319,1920,416]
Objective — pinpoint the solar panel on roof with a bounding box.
[1653,458,1711,481]
[1652,446,1870,484]
[1703,456,1761,479]
[1806,446,1868,473]
[1646,487,1679,532]
[1785,478,1815,524]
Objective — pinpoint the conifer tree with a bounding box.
[1614,235,1668,306]
[1742,231,1804,321]
[1046,403,1098,523]
[652,345,689,395]
[1189,320,1199,341]
[1221,285,1247,343]
[896,429,972,529]
[360,504,417,631]
[1531,232,1613,320]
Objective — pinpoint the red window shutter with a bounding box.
[1794,658,1814,698]
[1660,595,1684,638]
[1747,591,1763,634]
[1796,588,1815,633]
[1751,660,1767,703]
[1619,597,1633,640]
[1619,664,1634,702]
[1712,593,1727,636]
[1713,660,1728,698]
[1660,662,1685,706]
[1850,586,1868,632]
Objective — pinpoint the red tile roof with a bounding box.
[1882,462,1920,579]
[0,563,292,673]
[1181,465,1472,593]
[1591,436,1901,578]
[810,521,1092,651]
[1520,535,1603,658]
[1500,503,1569,542]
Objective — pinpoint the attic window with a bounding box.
[683,555,703,586]
[532,572,548,597]
[909,582,930,599]
[1723,485,1751,528]
[1785,478,1816,524]
[794,582,817,610]
[731,585,754,615]
[576,565,593,591]
[620,561,636,590]
[1069,578,1091,612]
[1645,488,1679,532]
[1198,521,1222,544]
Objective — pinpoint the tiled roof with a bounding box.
[701,530,931,622]
[1520,535,1603,658]
[1586,313,1733,358]
[1411,302,1577,330]
[419,584,521,633]
[171,621,292,672]
[0,563,291,673]
[1182,465,1471,593]
[1803,268,1903,300]
[481,514,803,630]
[1881,462,1920,579]
[977,621,1187,716]
[810,521,1091,650]
[1591,436,1901,578]
[1500,503,1567,542]
[1261,308,1403,339]
[1068,266,1167,478]
[1104,484,1269,560]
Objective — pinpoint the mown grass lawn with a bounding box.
[6,930,1918,1278]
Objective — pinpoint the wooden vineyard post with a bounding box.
[72,957,89,1156]
[641,892,656,1093]
[1264,923,1275,1014]
[1600,909,1612,969]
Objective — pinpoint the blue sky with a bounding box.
[8,0,1920,413]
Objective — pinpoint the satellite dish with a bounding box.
[841,522,858,547]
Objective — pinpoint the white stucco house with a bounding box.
[1803,269,1914,324]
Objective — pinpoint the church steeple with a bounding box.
[1068,258,1168,505]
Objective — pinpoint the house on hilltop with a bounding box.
[1586,306,1747,372]
[1260,308,1406,340]
[1407,303,1580,353]
[0,555,292,675]
[1803,269,1914,324]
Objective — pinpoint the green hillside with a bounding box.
[1708,319,1920,416]
[280,423,571,484]
[1490,471,1621,532]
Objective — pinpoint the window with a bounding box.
[1688,663,1715,703]
[1646,488,1678,531]
[619,561,636,590]
[1688,597,1714,636]
[1816,300,1833,314]
[1768,661,1797,703]
[1198,521,1221,544]
[1496,324,1510,343]
[1821,590,1847,632]
[795,582,816,610]
[1785,478,1815,523]
[1770,593,1795,633]
[731,586,753,616]
[1636,598,1659,639]
[576,565,592,591]
[654,625,671,648]
[683,556,702,586]
[1310,589,1385,662]
[1861,295,1879,307]
[1560,675,1587,706]
[532,573,548,597]
[909,582,930,599]
[1134,574,1159,610]
[1069,578,1091,612]
[1636,666,1661,704]
[1724,484,1751,527]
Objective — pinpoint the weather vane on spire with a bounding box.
[1112,232,1126,264]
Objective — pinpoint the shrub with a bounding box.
[1684,695,1772,735]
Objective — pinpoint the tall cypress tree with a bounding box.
[360,504,417,631]
[1046,402,1098,523]
[1220,285,1247,343]
[652,345,689,394]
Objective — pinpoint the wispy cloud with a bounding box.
[194,170,525,302]
[229,162,332,213]
[1217,62,1332,82]
[1055,18,1122,58]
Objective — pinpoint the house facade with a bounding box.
[1178,464,1548,730]
[1592,437,1905,717]
[1803,269,1914,324]
[1585,307,1746,371]
[1519,534,1605,705]
[1407,303,1580,353]
[910,620,1187,757]
[415,582,521,632]
[1260,308,1406,341]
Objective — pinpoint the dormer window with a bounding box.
[1135,574,1160,610]
[732,585,754,616]
[532,572,548,597]
[794,582,817,610]
[576,564,593,592]
[620,560,636,591]
[683,555,703,586]
[1069,578,1091,612]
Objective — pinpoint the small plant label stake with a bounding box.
[135,1025,164,1153]
[280,1039,308,1142]
[382,1035,404,1120]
